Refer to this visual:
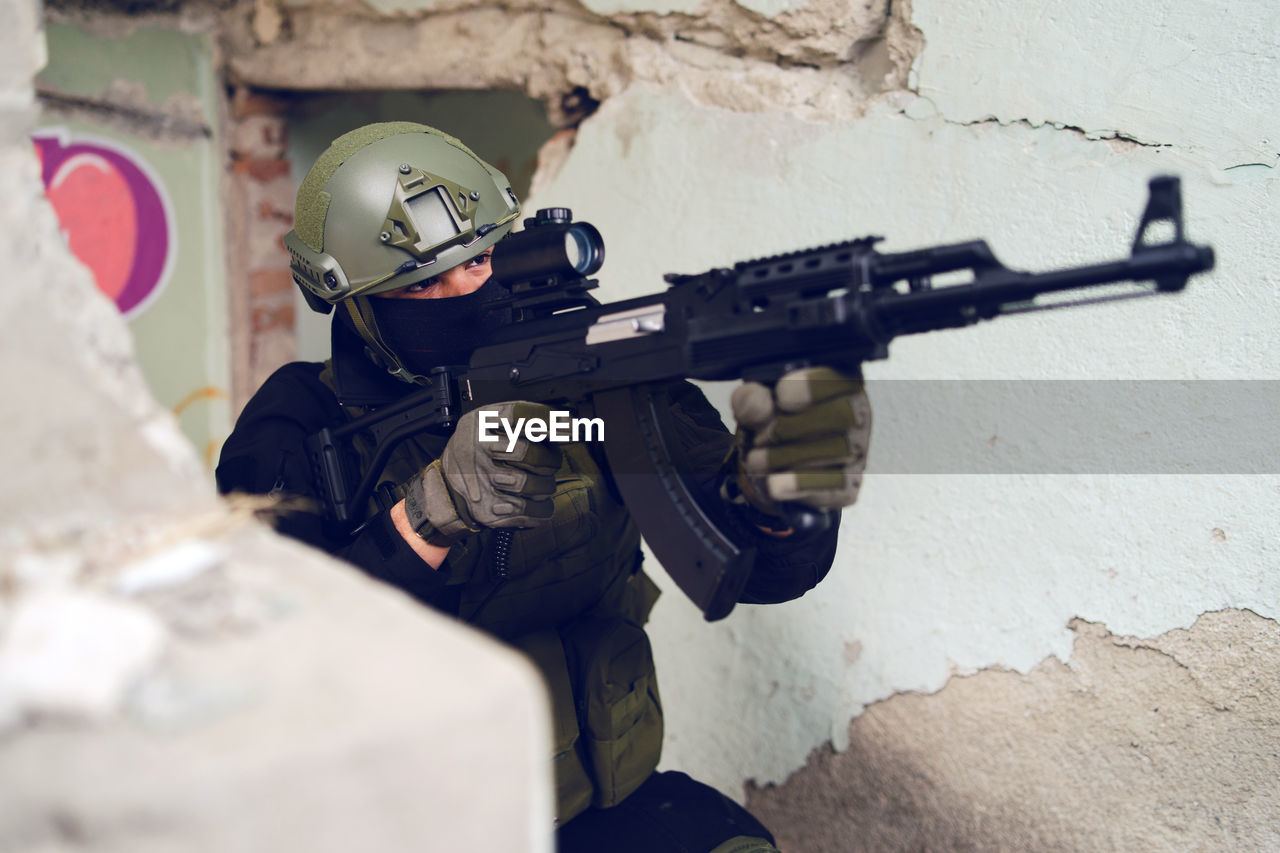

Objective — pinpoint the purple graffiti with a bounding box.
[33,130,175,317]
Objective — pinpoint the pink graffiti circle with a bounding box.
[32,129,177,319]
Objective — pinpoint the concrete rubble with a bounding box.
[1,3,551,849]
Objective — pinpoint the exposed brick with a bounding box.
[250,268,295,298]
[256,199,294,224]
[231,90,291,120]
[249,328,298,391]
[250,302,295,334]
[233,157,291,181]
[231,116,288,158]
[260,121,288,149]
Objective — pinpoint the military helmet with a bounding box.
[285,122,521,312]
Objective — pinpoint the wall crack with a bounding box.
[901,109,1176,151]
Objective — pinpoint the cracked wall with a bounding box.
[222,0,918,122]
[36,0,1280,847]
[475,0,1277,846]
[910,0,1276,169]
[232,0,1276,846]
[746,610,1280,851]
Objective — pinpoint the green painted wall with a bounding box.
[36,22,230,468]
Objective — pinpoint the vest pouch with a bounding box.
[511,630,594,825]
[562,615,663,808]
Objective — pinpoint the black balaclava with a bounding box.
[362,277,513,375]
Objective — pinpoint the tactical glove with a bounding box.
[403,401,561,545]
[724,366,871,520]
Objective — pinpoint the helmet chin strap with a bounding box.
[342,296,428,385]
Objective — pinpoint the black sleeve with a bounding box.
[662,380,842,605]
[215,363,451,608]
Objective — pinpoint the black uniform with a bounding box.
[216,320,839,850]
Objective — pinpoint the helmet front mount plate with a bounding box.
[381,166,480,263]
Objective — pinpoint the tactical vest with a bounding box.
[320,366,663,823]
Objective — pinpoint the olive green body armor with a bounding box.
[321,367,663,823]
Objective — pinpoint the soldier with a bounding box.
[217,122,870,851]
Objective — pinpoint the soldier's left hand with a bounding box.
[725,366,871,516]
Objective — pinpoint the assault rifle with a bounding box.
[308,176,1214,621]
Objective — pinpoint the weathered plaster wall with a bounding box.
[197,0,1280,845]
[748,610,1280,851]
[2,3,552,849]
[509,0,1279,844]
[224,0,916,123]
[526,72,1277,785]
[912,0,1273,170]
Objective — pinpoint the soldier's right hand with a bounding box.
[402,401,562,545]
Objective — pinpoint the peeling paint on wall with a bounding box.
[746,610,1280,851]
[210,0,1280,843]
[529,68,1278,834]
[222,0,922,123]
